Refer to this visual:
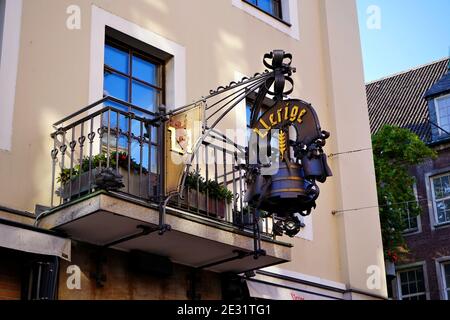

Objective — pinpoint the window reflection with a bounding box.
[103,39,163,173]
[432,173,450,224]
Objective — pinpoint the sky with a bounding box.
[357,0,450,83]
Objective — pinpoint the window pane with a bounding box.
[259,0,274,14]
[398,267,426,300]
[444,264,450,288]
[437,201,447,223]
[246,103,252,127]
[434,177,443,198]
[104,72,129,102]
[150,145,158,174]
[150,126,158,144]
[132,55,158,85]
[131,81,158,112]
[443,175,450,197]
[105,44,129,74]
[438,96,450,135]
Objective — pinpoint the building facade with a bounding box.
[0,0,386,300]
[367,58,450,300]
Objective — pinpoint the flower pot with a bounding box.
[180,188,227,219]
[385,259,396,279]
[58,167,158,201]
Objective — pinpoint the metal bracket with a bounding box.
[90,225,159,287]
[187,248,266,300]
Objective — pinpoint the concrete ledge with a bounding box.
[38,192,291,273]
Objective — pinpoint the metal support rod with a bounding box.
[178,77,268,197]
[102,225,156,248]
[196,250,252,270]
[169,71,275,116]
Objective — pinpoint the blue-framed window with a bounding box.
[104,39,163,113]
[103,39,163,174]
[243,0,283,20]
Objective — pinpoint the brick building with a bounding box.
[367,58,450,300]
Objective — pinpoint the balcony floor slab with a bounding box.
[38,192,291,273]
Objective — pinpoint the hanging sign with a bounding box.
[252,99,323,145]
[164,103,203,194]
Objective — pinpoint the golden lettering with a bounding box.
[290,106,299,122]
[269,113,277,126]
[259,118,271,130]
[297,109,307,123]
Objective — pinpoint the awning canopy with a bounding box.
[246,280,341,300]
[0,220,71,261]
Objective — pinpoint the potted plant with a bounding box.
[181,170,233,218]
[56,152,156,200]
[384,249,398,279]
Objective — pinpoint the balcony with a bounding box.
[38,97,291,273]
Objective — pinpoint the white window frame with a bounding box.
[430,172,450,226]
[403,182,421,235]
[434,93,450,137]
[231,0,300,40]
[395,262,429,300]
[0,0,22,151]
[435,257,450,300]
[89,5,186,110]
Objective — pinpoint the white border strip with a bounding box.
[0,0,22,151]
[261,266,347,290]
[231,0,300,41]
[89,5,186,109]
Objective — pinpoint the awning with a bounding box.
[0,221,71,261]
[246,280,341,300]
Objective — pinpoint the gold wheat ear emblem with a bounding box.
[279,130,287,161]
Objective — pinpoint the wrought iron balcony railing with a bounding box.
[50,97,274,238]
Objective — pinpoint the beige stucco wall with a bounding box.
[0,0,387,298]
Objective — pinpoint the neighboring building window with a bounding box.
[435,94,450,136]
[441,262,450,300]
[403,183,419,233]
[431,173,450,225]
[397,266,427,300]
[243,0,283,20]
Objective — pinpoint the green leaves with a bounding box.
[185,171,234,203]
[57,152,148,184]
[373,125,436,262]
